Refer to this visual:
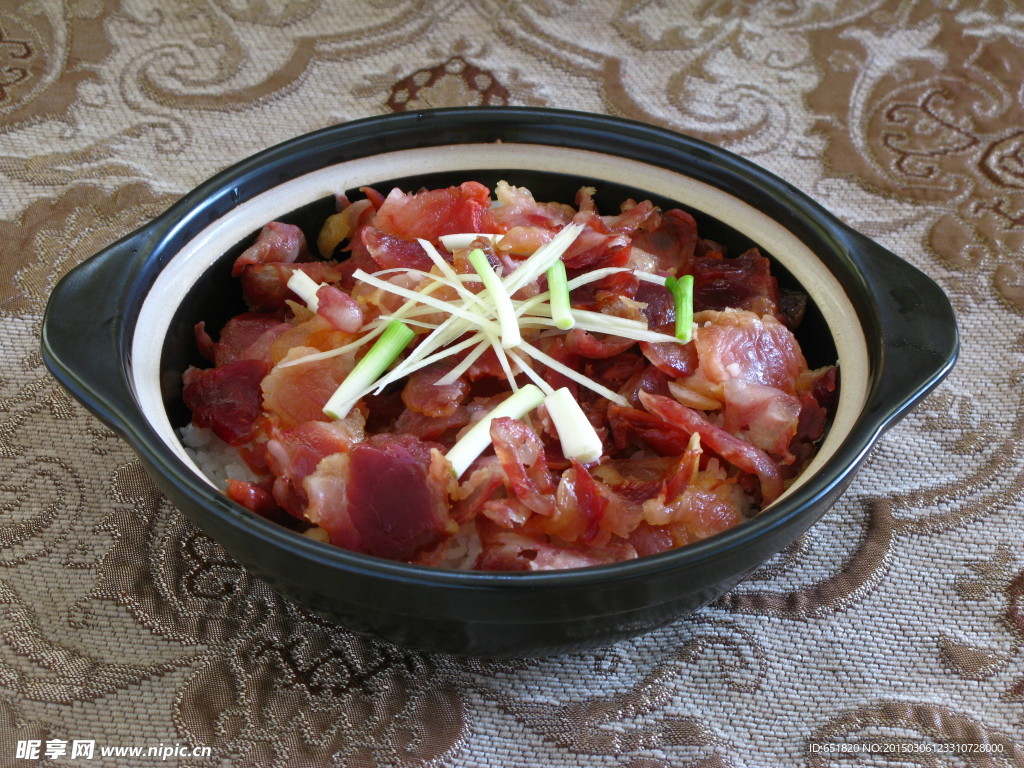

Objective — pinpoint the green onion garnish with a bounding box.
[664,274,694,343]
[546,259,574,330]
[445,384,545,478]
[467,248,521,349]
[545,387,602,463]
[322,319,415,420]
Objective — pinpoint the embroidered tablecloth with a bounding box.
[1,1,1022,766]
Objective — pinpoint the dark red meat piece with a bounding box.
[341,435,452,560]
[693,248,779,316]
[632,208,699,274]
[240,261,349,312]
[182,359,268,445]
[640,340,698,377]
[196,312,289,366]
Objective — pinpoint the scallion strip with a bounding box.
[467,248,521,349]
[546,260,574,330]
[665,274,695,342]
[516,341,630,407]
[445,384,545,478]
[322,319,415,420]
[286,270,323,311]
[545,387,603,464]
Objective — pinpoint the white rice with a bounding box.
[178,423,260,490]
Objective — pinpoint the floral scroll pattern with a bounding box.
[0,1,1021,766]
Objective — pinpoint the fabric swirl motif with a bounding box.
[469,619,765,766]
[0,183,176,317]
[806,3,1024,313]
[0,2,116,123]
[387,56,510,111]
[74,460,466,767]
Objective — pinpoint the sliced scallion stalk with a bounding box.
[445,384,545,478]
[322,319,415,420]
[439,232,500,251]
[664,274,695,343]
[545,387,603,464]
[546,260,574,330]
[467,248,521,349]
[286,269,323,311]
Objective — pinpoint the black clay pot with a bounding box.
[41,108,958,656]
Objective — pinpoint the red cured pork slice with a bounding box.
[240,261,350,312]
[607,403,693,456]
[183,359,268,445]
[265,417,364,518]
[693,309,807,395]
[373,181,494,241]
[721,378,802,460]
[693,248,779,317]
[313,284,364,333]
[401,364,469,418]
[640,340,698,377]
[631,208,699,275]
[303,435,454,561]
[560,460,609,542]
[261,346,353,428]
[490,180,575,232]
[266,418,365,484]
[232,221,307,277]
[489,417,557,517]
[563,328,636,359]
[634,281,676,329]
[195,312,290,366]
[360,226,434,272]
[639,391,784,504]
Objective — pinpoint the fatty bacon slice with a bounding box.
[489,417,558,517]
[373,181,494,242]
[302,434,456,561]
[231,221,307,277]
[638,391,784,505]
[692,309,806,395]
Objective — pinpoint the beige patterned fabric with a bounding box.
[1,1,1022,766]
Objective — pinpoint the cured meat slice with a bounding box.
[183,359,268,445]
[261,346,353,428]
[232,221,306,277]
[693,248,779,317]
[195,312,290,366]
[240,261,349,311]
[490,417,557,517]
[693,309,807,394]
[639,391,784,504]
[374,181,494,241]
[303,434,454,561]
